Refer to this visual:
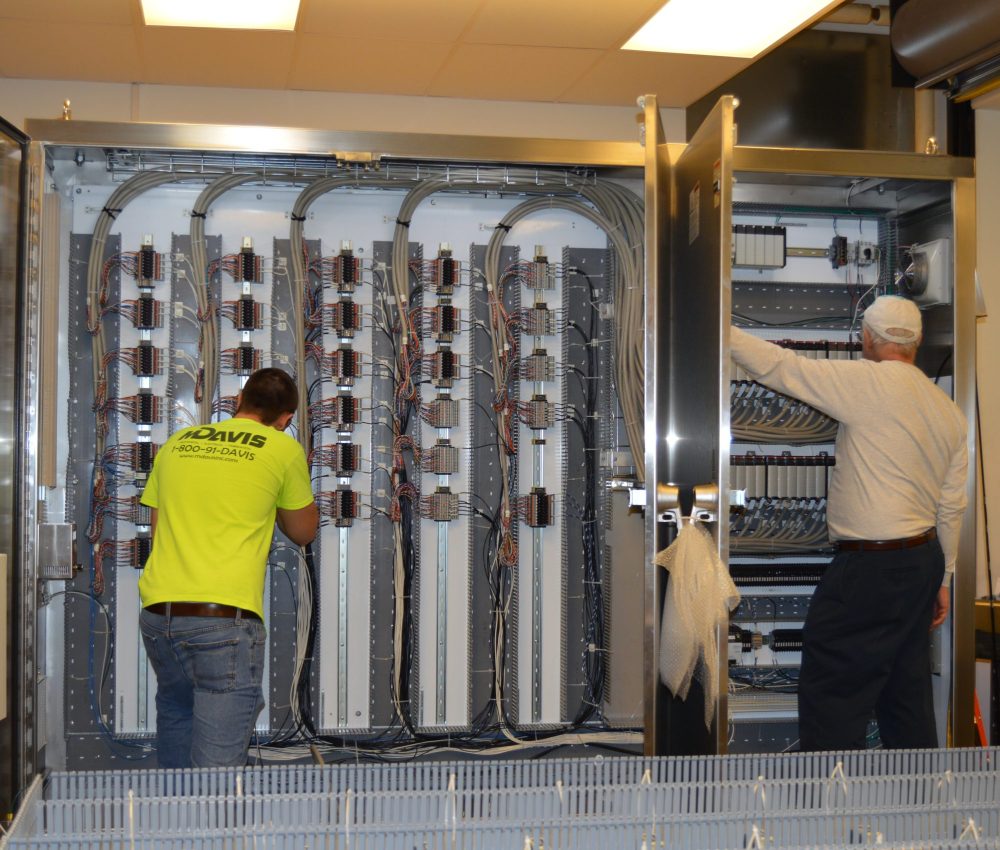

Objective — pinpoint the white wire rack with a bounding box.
[4,749,999,850]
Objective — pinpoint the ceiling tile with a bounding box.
[464,0,663,49]
[0,0,760,108]
[0,20,141,81]
[140,28,296,88]
[558,50,748,108]
[289,35,450,95]
[427,44,602,102]
[297,0,481,42]
[0,0,136,25]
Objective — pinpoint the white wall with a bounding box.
[0,78,687,142]
[974,104,1000,597]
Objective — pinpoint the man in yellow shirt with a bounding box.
[139,368,318,767]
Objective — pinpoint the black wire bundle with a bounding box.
[569,269,606,724]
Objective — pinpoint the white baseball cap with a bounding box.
[862,295,922,344]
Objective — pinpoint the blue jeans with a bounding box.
[139,609,266,768]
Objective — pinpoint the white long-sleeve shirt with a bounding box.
[730,327,968,583]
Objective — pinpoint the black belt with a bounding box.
[144,601,261,622]
[836,528,936,552]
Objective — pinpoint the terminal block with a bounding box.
[521,349,555,382]
[422,396,459,428]
[327,300,361,338]
[119,497,152,526]
[134,441,158,475]
[123,391,163,425]
[334,243,361,293]
[326,347,361,385]
[729,626,760,654]
[138,237,164,285]
[125,342,162,377]
[334,395,360,431]
[131,533,153,569]
[525,248,556,290]
[430,304,459,342]
[239,238,262,282]
[421,487,459,522]
[520,487,555,528]
[316,442,359,477]
[429,349,458,388]
[422,440,459,475]
[430,246,457,294]
[771,339,862,357]
[221,346,260,375]
[320,488,360,527]
[137,391,158,425]
[237,344,259,375]
[522,395,555,430]
[232,296,262,330]
[829,235,849,269]
[134,296,162,330]
[769,629,804,652]
[521,304,555,336]
[729,562,826,588]
[311,395,361,432]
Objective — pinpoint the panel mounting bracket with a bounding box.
[331,150,382,167]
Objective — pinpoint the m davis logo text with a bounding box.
[179,426,268,448]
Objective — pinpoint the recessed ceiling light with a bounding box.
[141,0,301,31]
[623,0,845,58]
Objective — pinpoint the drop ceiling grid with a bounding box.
[0,0,762,106]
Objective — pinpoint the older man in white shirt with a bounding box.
[730,295,967,750]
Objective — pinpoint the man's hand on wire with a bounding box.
[930,585,950,629]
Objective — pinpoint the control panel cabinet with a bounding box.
[643,95,977,755]
[15,118,649,779]
[0,100,977,794]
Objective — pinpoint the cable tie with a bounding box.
[395,218,411,228]
[189,210,207,219]
[290,213,307,222]
[102,206,123,220]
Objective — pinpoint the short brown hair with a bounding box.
[237,368,299,425]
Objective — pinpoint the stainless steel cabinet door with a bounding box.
[649,95,735,755]
[0,114,28,812]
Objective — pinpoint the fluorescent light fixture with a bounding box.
[142,0,301,30]
[623,0,844,58]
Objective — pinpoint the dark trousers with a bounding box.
[798,538,945,751]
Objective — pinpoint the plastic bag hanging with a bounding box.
[656,518,741,728]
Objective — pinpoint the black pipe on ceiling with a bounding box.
[891,0,1000,86]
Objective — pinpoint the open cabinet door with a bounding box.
[0,115,29,810]
[654,96,735,754]
[642,94,671,756]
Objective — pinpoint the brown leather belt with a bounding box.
[836,528,936,552]
[144,601,261,622]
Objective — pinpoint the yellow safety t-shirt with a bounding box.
[139,417,314,619]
